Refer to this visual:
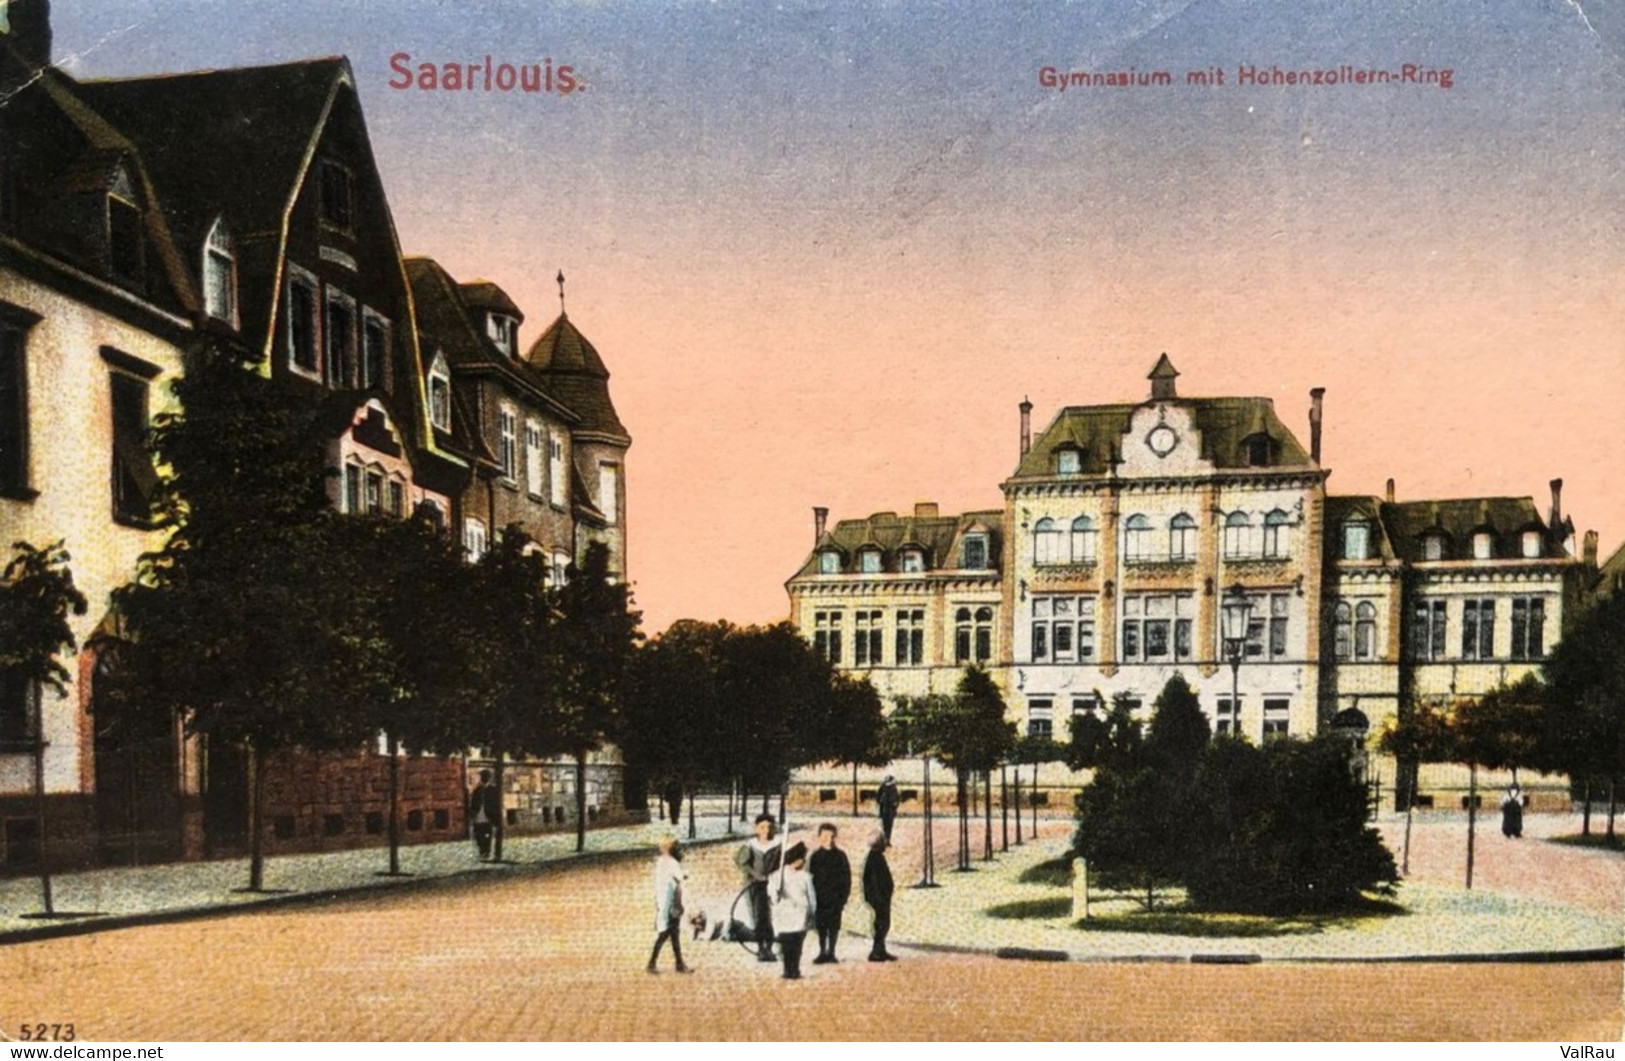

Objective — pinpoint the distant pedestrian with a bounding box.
[1501,784,1524,839]
[808,822,851,963]
[736,813,781,962]
[647,836,692,974]
[663,779,683,827]
[877,775,900,841]
[863,829,896,962]
[771,841,816,980]
[467,768,501,861]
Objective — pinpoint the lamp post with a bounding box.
[1220,584,1255,739]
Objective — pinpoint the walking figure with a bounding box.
[877,775,900,842]
[647,836,692,974]
[467,768,500,861]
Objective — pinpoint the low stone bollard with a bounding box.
[1071,856,1089,920]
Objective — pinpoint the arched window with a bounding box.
[1262,509,1290,560]
[1124,514,1151,562]
[1169,513,1196,561]
[974,606,994,663]
[202,218,236,324]
[1033,518,1063,565]
[1355,602,1377,660]
[1333,601,1353,660]
[954,607,972,663]
[1224,512,1252,560]
[428,352,452,432]
[1070,516,1097,564]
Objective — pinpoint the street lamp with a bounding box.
[1220,583,1255,739]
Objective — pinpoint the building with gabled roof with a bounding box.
[789,357,1597,809]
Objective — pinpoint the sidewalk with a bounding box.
[0,813,746,945]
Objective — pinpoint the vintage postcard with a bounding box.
[0,0,1621,1045]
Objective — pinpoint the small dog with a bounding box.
[689,906,753,943]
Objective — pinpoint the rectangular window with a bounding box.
[1027,698,1053,739]
[854,610,883,667]
[962,535,986,570]
[1262,699,1290,741]
[204,242,236,323]
[524,421,544,496]
[498,408,518,481]
[814,611,843,665]
[1031,621,1048,662]
[599,464,619,523]
[110,370,155,525]
[548,430,566,507]
[0,669,31,745]
[1121,594,1192,662]
[1462,599,1495,660]
[1268,594,1289,660]
[364,470,383,515]
[1342,522,1370,561]
[288,273,320,376]
[895,609,925,665]
[386,480,404,517]
[325,292,356,389]
[344,464,361,514]
[975,622,991,663]
[361,313,388,391]
[109,195,145,285]
[463,518,487,562]
[1411,600,1447,661]
[1511,597,1545,660]
[0,322,29,495]
[955,626,970,664]
[319,161,353,230]
[1215,696,1240,736]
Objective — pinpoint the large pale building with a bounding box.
[787,357,1594,798]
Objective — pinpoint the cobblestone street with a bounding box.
[1,811,1619,1040]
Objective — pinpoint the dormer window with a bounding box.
[900,548,924,573]
[1472,531,1494,560]
[1521,530,1542,559]
[108,165,144,285]
[963,533,988,570]
[1342,520,1370,561]
[427,353,451,432]
[859,548,882,574]
[1055,448,1081,475]
[818,550,840,575]
[486,314,518,357]
[319,160,353,231]
[202,219,237,324]
[1422,533,1446,561]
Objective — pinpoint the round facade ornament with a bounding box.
[1146,423,1179,458]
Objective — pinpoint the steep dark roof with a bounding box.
[1323,495,1397,562]
[1014,397,1311,477]
[75,59,348,255]
[405,257,579,425]
[791,508,1004,578]
[1379,497,1554,563]
[458,280,523,322]
[526,313,629,443]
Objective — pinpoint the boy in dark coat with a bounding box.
[467,769,501,860]
[807,823,851,963]
[862,829,897,961]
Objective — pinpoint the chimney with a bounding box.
[1584,529,1599,567]
[1548,479,1563,538]
[813,506,828,544]
[1019,397,1033,457]
[1308,387,1325,464]
[1385,478,1395,504]
[914,502,939,519]
[6,0,52,71]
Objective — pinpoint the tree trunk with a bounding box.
[574,750,587,854]
[1030,763,1039,837]
[852,761,859,817]
[1582,778,1592,836]
[1465,762,1477,890]
[1401,783,1414,878]
[492,752,506,863]
[386,732,402,876]
[1608,778,1618,842]
[761,791,769,816]
[1013,764,1023,845]
[1000,765,1009,853]
[982,768,993,861]
[777,786,786,826]
[686,786,696,840]
[955,770,970,871]
[248,742,265,892]
[919,754,935,887]
[31,681,53,915]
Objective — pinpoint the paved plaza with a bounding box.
[0,810,1620,1039]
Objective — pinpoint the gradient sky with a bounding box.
[55,0,1625,633]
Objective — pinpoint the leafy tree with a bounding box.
[1187,737,1398,913]
[1455,675,1548,785]
[1543,591,1625,839]
[622,620,731,834]
[1065,691,1143,772]
[0,541,87,914]
[931,667,1015,870]
[1144,672,1210,774]
[116,348,378,891]
[551,541,643,852]
[458,527,560,862]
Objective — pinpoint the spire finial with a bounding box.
[557,270,566,316]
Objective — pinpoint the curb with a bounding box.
[0,832,743,948]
